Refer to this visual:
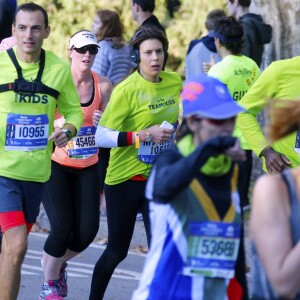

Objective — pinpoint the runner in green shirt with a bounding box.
[208,16,260,209]
[0,3,82,300]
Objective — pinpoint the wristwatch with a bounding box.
[62,129,72,141]
[144,129,152,142]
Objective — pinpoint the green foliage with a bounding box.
[31,0,225,76]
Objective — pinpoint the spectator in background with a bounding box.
[250,99,300,299]
[185,9,226,80]
[39,30,112,300]
[0,0,17,50]
[0,0,17,41]
[131,0,166,34]
[91,9,134,86]
[226,0,272,67]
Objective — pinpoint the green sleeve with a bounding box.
[237,63,278,156]
[57,66,83,132]
[99,84,130,130]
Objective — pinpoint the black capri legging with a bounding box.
[43,161,100,257]
[89,180,151,300]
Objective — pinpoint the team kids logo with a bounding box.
[148,96,176,110]
[15,93,49,104]
[13,78,49,104]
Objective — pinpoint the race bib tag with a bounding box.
[183,221,241,279]
[137,121,178,164]
[66,126,97,159]
[137,136,174,164]
[5,113,49,151]
[295,129,300,153]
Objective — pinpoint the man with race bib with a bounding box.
[0,3,82,300]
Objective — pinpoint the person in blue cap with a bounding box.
[132,75,247,300]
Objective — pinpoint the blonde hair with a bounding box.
[267,99,300,142]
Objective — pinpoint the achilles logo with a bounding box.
[15,93,49,104]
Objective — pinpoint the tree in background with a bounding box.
[32,0,300,77]
[32,0,223,76]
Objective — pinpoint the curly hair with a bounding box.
[214,16,244,55]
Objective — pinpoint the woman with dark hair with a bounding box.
[89,26,182,300]
[250,99,300,299]
[132,75,246,300]
[91,9,134,86]
[208,16,260,210]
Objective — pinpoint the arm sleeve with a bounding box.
[95,125,119,148]
[237,63,278,156]
[150,136,236,202]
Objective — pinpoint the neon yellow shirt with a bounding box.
[100,70,182,185]
[237,56,300,171]
[0,48,82,182]
[208,55,260,149]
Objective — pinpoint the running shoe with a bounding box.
[58,262,68,297]
[39,280,64,300]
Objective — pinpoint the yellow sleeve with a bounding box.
[237,63,278,156]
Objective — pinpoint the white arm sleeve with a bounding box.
[95,125,120,148]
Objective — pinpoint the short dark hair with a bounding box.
[215,16,243,54]
[228,0,251,8]
[14,2,48,28]
[132,0,155,13]
[205,9,226,31]
[130,26,168,54]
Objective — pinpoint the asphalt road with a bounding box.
[18,228,147,300]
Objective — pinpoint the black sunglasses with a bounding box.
[191,115,236,126]
[73,46,98,55]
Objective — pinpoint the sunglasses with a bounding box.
[206,116,236,125]
[191,116,236,126]
[73,46,98,55]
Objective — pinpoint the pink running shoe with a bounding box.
[39,280,63,300]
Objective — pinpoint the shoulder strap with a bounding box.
[7,48,23,79]
[0,48,60,99]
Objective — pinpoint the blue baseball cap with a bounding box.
[181,75,245,119]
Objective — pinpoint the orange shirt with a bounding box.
[52,72,101,168]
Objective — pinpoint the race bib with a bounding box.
[138,135,174,164]
[66,126,97,159]
[5,113,49,151]
[137,121,178,164]
[183,221,240,279]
